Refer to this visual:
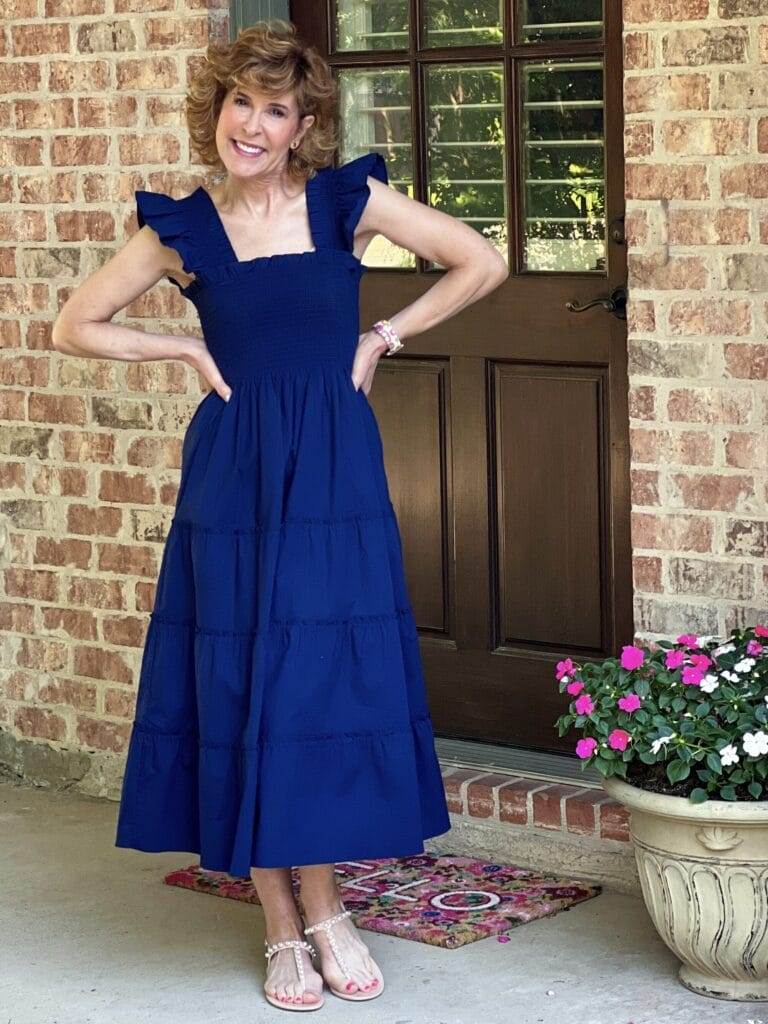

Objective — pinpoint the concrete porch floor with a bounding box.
[1,776,764,1024]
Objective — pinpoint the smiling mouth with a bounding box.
[232,139,264,157]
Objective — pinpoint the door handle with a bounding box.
[566,284,627,321]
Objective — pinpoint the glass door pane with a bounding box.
[337,67,415,268]
[424,63,507,269]
[423,0,504,48]
[334,0,409,52]
[519,0,603,43]
[519,58,605,273]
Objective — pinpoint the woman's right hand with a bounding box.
[179,336,232,403]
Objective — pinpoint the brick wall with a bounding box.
[0,0,226,780]
[624,0,768,641]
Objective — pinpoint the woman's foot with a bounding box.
[264,935,325,1008]
[302,905,382,997]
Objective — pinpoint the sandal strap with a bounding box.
[264,937,316,960]
[302,908,354,980]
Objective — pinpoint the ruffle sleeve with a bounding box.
[135,190,199,287]
[333,152,388,253]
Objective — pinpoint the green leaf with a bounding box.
[748,781,763,799]
[689,788,709,804]
[667,759,691,784]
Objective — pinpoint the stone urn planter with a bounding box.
[603,774,768,1001]
[554,625,768,1002]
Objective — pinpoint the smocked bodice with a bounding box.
[134,152,388,383]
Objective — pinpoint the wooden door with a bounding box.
[291,0,632,755]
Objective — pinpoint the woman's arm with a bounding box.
[356,175,509,342]
[51,227,232,401]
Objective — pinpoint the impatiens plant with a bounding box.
[554,624,768,803]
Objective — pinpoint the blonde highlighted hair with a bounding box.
[186,19,338,181]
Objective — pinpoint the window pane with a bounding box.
[338,67,415,268]
[519,0,603,43]
[520,58,605,273]
[335,0,409,52]
[423,0,504,48]
[424,64,507,270]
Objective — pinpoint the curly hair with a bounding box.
[186,19,338,182]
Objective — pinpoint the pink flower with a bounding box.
[620,645,645,670]
[677,633,699,648]
[608,729,631,751]
[574,693,595,716]
[618,693,641,713]
[747,640,763,656]
[755,625,768,638]
[690,653,712,671]
[665,649,685,669]
[575,737,598,759]
[566,679,584,696]
[556,658,575,681]
[682,665,704,686]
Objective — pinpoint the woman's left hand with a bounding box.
[350,330,388,396]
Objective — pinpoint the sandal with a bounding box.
[263,937,325,1012]
[303,905,385,1002]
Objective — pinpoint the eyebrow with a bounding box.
[235,91,290,110]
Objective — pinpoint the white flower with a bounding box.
[743,731,768,757]
[720,744,740,767]
[700,673,720,693]
[697,635,717,646]
[561,675,570,683]
[651,733,676,755]
[734,657,756,674]
[720,670,740,683]
[713,642,736,657]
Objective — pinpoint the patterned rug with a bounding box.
[163,853,601,948]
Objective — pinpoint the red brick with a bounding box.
[599,801,630,842]
[466,773,519,819]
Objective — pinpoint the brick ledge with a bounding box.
[439,763,630,843]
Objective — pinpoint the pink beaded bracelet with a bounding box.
[371,318,404,356]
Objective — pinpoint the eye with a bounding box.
[270,107,286,117]
[234,95,248,106]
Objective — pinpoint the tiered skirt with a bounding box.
[114,362,451,875]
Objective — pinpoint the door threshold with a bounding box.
[434,736,603,789]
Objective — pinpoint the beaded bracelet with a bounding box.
[371,318,404,356]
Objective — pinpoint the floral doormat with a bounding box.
[163,853,601,948]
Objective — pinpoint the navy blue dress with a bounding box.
[114,152,451,876]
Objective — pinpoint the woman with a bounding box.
[52,18,508,1014]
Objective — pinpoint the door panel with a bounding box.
[290,0,632,755]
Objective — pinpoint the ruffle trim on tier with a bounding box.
[115,712,451,873]
[149,605,415,638]
[131,710,431,751]
[171,502,395,535]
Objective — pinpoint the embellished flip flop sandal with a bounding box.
[263,937,325,1011]
[303,906,385,1002]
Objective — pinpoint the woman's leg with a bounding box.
[251,866,324,1006]
[298,864,381,995]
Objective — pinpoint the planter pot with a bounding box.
[603,775,768,1001]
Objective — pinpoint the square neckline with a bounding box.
[194,173,321,267]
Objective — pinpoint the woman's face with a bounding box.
[215,84,314,178]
